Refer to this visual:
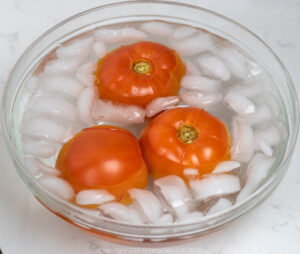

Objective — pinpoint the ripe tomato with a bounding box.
[94,41,185,108]
[56,126,148,203]
[139,107,231,180]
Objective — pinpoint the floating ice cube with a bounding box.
[180,90,222,108]
[30,94,78,123]
[38,73,84,99]
[241,104,272,126]
[185,60,201,75]
[183,168,200,182]
[180,75,221,92]
[94,28,147,44]
[236,153,275,202]
[207,198,232,215]
[172,32,214,56]
[38,175,74,200]
[255,139,273,157]
[128,188,164,223]
[93,41,107,59]
[155,213,173,224]
[189,174,241,202]
[145,96,179,117]
[23,157,43,177]
[216,47,249,79]
[77,87,96,125]
[227,83,263,99]
[176,211,204,223]
[22,116,72,143]
[99,202,143,224]
[76,190,115,206]
[24,157,60,176]
[212,160,241,174]
[91,99,145,124]
[276,121,288,141]
[264,93,280,118]
[255,125,281,147]
[172,26,197,40]
[75,62,97,87]
[231,117,254,162]
[197,54,231,81]
[56,36,93,60]
[224,93,256,115]
[44,57,82,74]
[154,175,194,219]
[23,141,57,158]
[139,21,174,38]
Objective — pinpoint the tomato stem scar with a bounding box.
[177,124,199,144]
[132,60,151,74]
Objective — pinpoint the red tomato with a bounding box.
[139,107,231,180]
[56,126,148,203]
[94,41,185,108]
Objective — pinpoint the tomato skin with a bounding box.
[56,126,148,202]
[95,41,185,108]
[139,107,231,179]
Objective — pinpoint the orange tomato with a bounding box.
[94,41,185,108]
[139,107,231,180]
[56,126,148,203]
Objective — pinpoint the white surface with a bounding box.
[0,0,300,253]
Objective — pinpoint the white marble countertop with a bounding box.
[0,0,300,253]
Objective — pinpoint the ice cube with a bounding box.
[91,99,145,124]
[30,94,78,123]
[56,36,93,60]
[172,26,197,40]
[189,174,241,202]
[264,93,281,118]
[241,104,272,126]
[23,141,57,158]
[180,75,221,92]
[75,62,97,87]
[93,41,107,59]
[212,160,241,174]
[22,116,71,143]
[139,21,174,38]
[254,139,273,157]
[38,175,74,200]
[176,211,204,223]
[24,157,60,176]
[183,168,200,182]
[39,73,84,99]
[231,117,254,162]
[99,202,143,224]
[197,54,231,81]
[145,96,179,117]
[216,47,250,79]
[128,188,164,223]
[76,190,115,206]
[236,153,275,202]
[185,60,201,76]
[44,57,82,74]
[171,32,214,56]
[77,86,96,125]
[207,198,232,215]
[154,175,194,219]
[94,28,147,43]
[224,93,256,115]
[155,213,173,224]
[180,90,222,108]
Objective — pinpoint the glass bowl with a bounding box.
[1,0,299,246]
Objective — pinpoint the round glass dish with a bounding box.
[1,0,299,246]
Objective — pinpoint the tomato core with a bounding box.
[177,124,199,144]
[132,60,152,74]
